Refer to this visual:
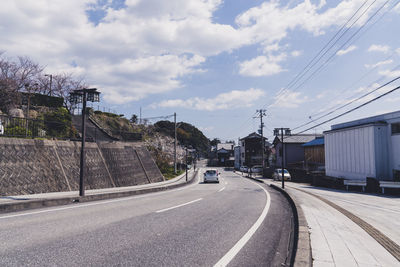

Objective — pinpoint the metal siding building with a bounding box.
[325,110,400,181]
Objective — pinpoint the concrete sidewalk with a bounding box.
[0,169,197,213]
[265,179,400,266]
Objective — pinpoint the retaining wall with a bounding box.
[0,138,164,196]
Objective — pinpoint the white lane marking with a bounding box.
[0,169,204,220]
[218,187,225,192]
[155,198,202,213]
[214,180,271,267]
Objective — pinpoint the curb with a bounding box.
[0,170,199,214]
[244,175,312,267]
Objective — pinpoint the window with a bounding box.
[392,123,400,135]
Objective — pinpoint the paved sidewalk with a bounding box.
[0,169,196,212]
[267,180,400,266]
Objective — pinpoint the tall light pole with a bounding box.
[45,74,53,96]
[69,88,100,197]
[274,128,291,189]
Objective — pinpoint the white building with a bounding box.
[324,110,400,181]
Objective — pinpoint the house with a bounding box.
[239,132,269,168]
[273,134,322,169]
[324,110,400,181]
[302,136,325,172]
[216,143,234,166]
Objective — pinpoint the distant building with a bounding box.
[273,134,322,169]
[324,110,400,181]
[302,136,325,172]
[240,132,269,167]
[216,143,234,166]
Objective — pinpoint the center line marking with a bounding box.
[155,198,202,213]
[218,187,225,192]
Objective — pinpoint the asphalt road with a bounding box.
[0,168,294,266]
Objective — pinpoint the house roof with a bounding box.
[240,132,267,141]
[274,134,322,144]
[217,143,234,151]
[302,137,324,147]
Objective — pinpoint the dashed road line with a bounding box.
[155,198,203,213]
[218,187,225,192]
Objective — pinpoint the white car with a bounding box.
[250,165,263,174]
[204,169,219,183]
[272,169,291,181]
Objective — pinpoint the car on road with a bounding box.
[250,165,263,174]
[204,169,219,183]
[240,166,248,172]
[272,169,291,181]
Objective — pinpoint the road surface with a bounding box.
[0,168,294,266]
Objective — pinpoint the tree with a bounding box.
[130,114,138,124]
[210,138,221,147]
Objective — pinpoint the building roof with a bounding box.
[302,137,324,147]
[331,110,400,130]
[217,143,234,151]
[240,132,267,141]
[274,134,322,144]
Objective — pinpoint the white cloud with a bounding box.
[0,0,390,104]
[336,45,357,56]
[271,89,308,108]
[378,69,400,78]
[364,59,393,68]
[368,44,390,53]
[239,55,286,77]
[152,88,265,111]
[291,50,302,57]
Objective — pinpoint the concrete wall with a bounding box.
[0,138,164,196]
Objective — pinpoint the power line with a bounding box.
[290,0,391,94]
[292,73,400,131]
[269,0,379,108]
[294,84,400,135]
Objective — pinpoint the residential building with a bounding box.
[303,136,325,172]
[273,134,322,169]
[324,110,400,181]
[240,132,269,168]
[216,143,234,166]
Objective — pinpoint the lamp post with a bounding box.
[69,88,100,197]
[45,74,53,96]
[274,128,291,189]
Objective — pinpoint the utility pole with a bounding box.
[255,109,267,177]
[174,112,177,174]
[274,128,291,189]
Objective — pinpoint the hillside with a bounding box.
[154,120,210,157]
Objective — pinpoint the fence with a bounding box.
[0,114,75,139]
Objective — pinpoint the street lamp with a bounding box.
[274,128,291,189]
[69,88,100,197]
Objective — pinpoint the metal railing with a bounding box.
[0,114,75,139]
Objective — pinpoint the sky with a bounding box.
[1,0,400,142]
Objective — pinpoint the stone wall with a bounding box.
[0,138,164,196]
